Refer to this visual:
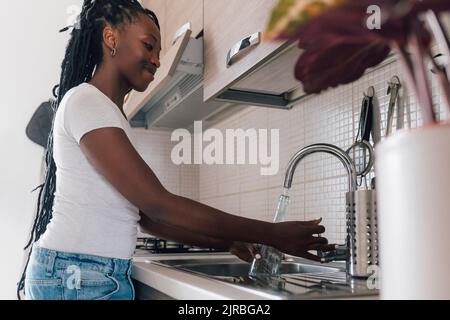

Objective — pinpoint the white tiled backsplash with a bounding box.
[133,128,199,201]
[134,55,448,246]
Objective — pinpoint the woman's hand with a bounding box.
[271,218,336,262]
[228,242,262,263]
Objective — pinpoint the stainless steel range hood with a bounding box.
[212,41,307,110]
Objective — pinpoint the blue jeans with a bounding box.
[25,246,135,300]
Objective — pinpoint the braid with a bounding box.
[17,0,160,299]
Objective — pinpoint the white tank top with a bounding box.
[37,83,140,259]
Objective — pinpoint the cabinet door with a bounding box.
[142,0,167,58]
[164,0,203,53]
[203,0,286,102]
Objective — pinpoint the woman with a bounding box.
[19,0,334,300]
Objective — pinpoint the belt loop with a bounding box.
[45,250,57,277]
[127,260,132,276]
[112,259,118,276]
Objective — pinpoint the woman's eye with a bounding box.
[144,43,153,51]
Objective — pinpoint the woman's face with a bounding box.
[113,14,162,92]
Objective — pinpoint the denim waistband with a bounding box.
[31,246,132,276]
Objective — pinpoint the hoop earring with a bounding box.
[111,48,117,57]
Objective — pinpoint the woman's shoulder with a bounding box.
[55,83,128,142]
[57,83,120,122]
[59,83,103,109]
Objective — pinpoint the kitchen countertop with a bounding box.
[131,252,379,300]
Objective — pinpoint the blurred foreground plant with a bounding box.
[265,0,450,125]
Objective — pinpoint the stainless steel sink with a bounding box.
[152,256,341,279]
[162,259,340,278]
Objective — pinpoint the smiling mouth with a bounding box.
[144,64,157,75]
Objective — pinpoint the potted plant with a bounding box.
[263,0,450,299]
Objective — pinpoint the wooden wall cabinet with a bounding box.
[203,0,288,102]
[164,0,203,53]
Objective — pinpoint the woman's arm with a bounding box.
[80,128,331,260]
[139,212,260,263]
[139,211,230,251]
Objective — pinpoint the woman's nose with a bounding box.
[151,53,161,69]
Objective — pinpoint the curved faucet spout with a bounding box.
[283,143,357,192]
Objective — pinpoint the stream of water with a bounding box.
[248,188,291,278]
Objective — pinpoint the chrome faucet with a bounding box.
[283,143,358,276]
[284,143,357,191]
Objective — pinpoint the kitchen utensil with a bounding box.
[371,77,402,190]
[370,93,382,190]
[371,93,382,146]
[26,100,54,148]
[386,76,402,137]
[346,87,375,188]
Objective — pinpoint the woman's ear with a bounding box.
[102,24,118,52]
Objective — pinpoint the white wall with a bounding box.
[0,1,198,299]
[0,0,82,299]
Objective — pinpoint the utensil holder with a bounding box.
[346,189,378,278]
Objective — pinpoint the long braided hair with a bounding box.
[17,0,160,299]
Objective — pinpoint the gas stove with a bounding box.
[135,237,226,254]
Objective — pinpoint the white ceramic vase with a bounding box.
[376,124,450,299]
